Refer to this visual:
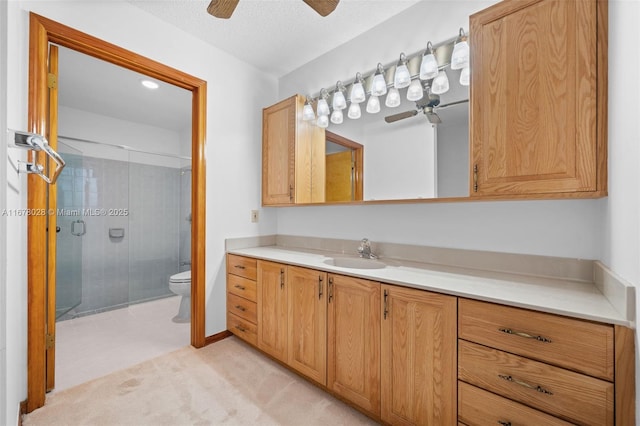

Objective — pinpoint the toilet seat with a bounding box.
[170,270,191,283]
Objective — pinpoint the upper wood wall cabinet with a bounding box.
[470,0,607,198]
[262,94,326,205]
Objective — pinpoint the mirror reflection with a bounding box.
[319,67,469,202]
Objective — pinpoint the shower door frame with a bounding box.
[26,12,207,412]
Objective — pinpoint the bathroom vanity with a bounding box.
[226,238,634,426]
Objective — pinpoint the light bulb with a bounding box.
[330,109,343,124]
[385,87,401,108]
[316,114,329,128]
[459,66,470,86]
[366,95,381,114]
[371,63,387,96]
[347,103,361,119]
[393,53,411,89]
[431,70,450,95]
[332,90,347,110]
[419,42,439,80]
[406,79,424,101]
[316,98,330,116]
[302,103,315,121]
[451,29,469,70]
[350,73,366,103]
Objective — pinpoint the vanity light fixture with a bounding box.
[366,95,381,114]
[141,79,159,90]
[302,96,316,121]
[350,72,366,104]
[371,63,388,96]
[347,102,362,119]
[393,53,411,89]
[451,28,469,70]
[431,70,450,95]
[419,41,439,80]
[316,88,330,116]
[385,87,401,108]
[317,113,329,128]
[332,81,347,110]
[406,79,424,102]
[459,66,470,86]
[330,109,344,124]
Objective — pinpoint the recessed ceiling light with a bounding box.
[141,80,159,90]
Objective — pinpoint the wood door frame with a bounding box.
[325,131,363,201]
[27,12,207,412]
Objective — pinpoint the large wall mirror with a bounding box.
[320,71,469,202]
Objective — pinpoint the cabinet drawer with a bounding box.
[227,312,257,346]
[459,298,614,380]
[458,381,573,426]
[227,274,257,302]
[227,293,257,324]
[227,254,257,280]
[458,340,613,426]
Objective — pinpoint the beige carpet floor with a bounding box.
[24,336,378,426]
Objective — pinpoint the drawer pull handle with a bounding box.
[235,305,246,311]
[234,265,246,270]
[497,422,511,426]
[498,327,552,343]
[498,374,553,395]
[235,325,246,333]
[234,284,246,290]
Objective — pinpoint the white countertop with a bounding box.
[228,246,631,327]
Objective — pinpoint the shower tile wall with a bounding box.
[57,154,182,319]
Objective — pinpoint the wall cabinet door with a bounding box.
[470,0,605,197]
[287,266,327,385]
[381,285,457,425]
[327,274,381,416]
[262,94,326,205]
[257,260,288,362]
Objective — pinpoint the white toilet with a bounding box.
[169,270,191,323]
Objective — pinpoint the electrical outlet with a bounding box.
[251,210,259,223]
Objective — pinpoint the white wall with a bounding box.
[278,0,639,417]
[58,106,188,168]
[3,0,279,419]
[1,0,8,422]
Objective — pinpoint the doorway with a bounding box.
[27,13,207,412]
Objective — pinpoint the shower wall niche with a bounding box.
[56,139,191,320]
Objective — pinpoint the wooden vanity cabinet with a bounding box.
[256,260,288,362]
[287,266,327,385]
[458,298,615,426]
[469,0,607,198]
[327,274,381,416]
[381,284,457,425]
[226,255,258,345]
[262,94,326,205]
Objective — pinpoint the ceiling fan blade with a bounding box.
[436,99,469,110]
[424,110,442,124]
[385,110,419,123]
[303,0,340,16]
[207,0,239,19]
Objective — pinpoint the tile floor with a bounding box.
[54,296,190,392]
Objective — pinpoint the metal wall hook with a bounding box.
[9,129,66,184]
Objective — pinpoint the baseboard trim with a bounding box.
[204,330,232,346]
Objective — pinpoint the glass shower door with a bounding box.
[55,141,84,319]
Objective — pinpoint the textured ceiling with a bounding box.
[126,0,423,77]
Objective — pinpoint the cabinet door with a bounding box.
[287,266,327,385]
[257,260,288,362]
[381,285,457,425]
[262,96,297,205]
[327,274,381,416]
[470,0,601,196]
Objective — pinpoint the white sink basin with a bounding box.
[324,257,386,270]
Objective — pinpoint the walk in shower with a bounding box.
[55,137,192,320]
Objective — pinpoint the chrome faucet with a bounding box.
[357,238,377,259]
